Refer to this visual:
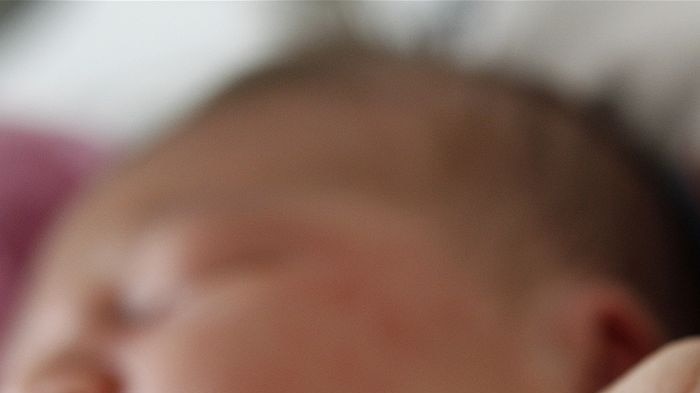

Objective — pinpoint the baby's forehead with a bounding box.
[97,53,596,248]
[154,62,555,202]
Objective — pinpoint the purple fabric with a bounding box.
[0,128,103,347]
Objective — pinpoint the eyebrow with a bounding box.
[173,215,342,282]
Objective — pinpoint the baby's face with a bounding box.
[2,75,569,393]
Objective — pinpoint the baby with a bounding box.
[2,43,699,393]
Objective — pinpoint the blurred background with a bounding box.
[1,2,700,167]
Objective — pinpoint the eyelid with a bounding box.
[119,285,176,328]
[117,216,327,323]
[112,229,185,332]
[94,284,174,337]
[113,220,286,329]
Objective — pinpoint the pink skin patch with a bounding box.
[0,126,106,353]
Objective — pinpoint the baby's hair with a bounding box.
[177,40,700,339]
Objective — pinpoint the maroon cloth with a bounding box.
[0,129,103,348]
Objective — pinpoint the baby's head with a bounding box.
[3,44,699,393]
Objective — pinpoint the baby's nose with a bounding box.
[26,355,120,393]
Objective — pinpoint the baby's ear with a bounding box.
[525,279,665,393]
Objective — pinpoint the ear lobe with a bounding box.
[532,281,665,393]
